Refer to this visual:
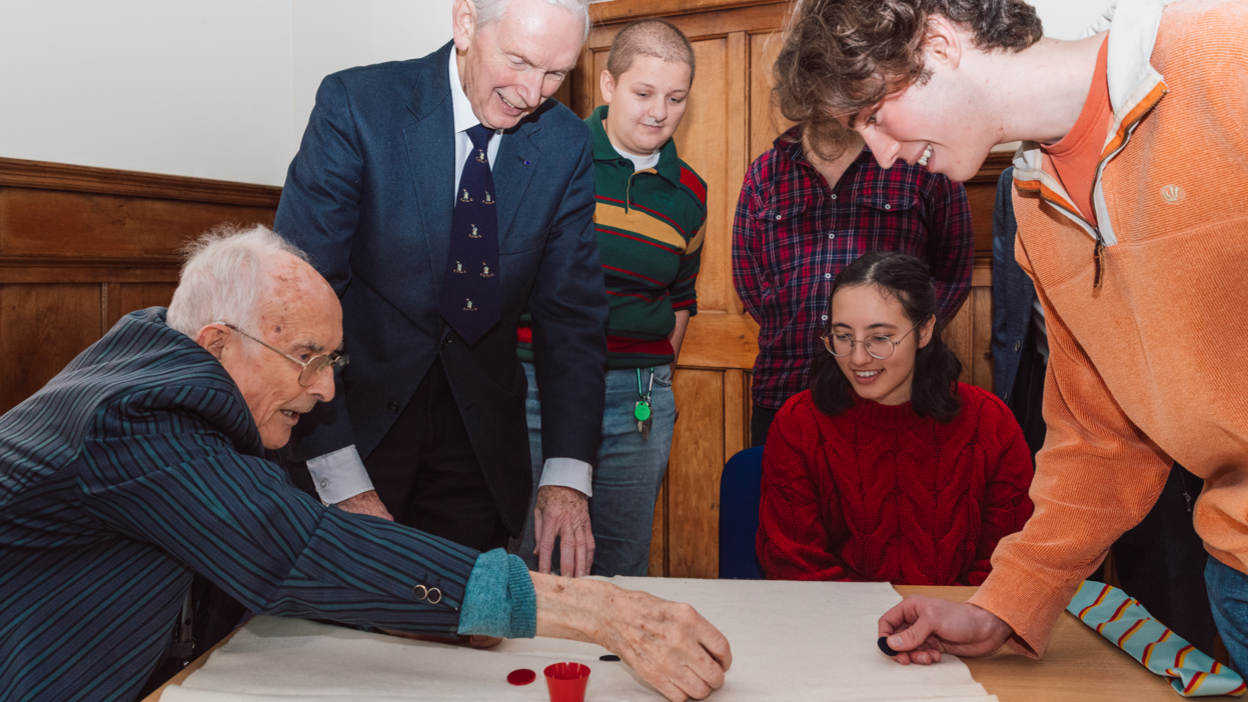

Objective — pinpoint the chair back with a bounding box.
[718,446,765,579]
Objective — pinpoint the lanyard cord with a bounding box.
[637,367,655,401]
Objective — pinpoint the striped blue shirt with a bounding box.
[0,308,534,701]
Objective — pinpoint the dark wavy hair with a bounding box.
[809,250,962,422]
[773,0,1043,147]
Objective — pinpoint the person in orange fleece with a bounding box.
[773,0,1248,673]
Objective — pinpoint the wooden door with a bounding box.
[576,0,1007,578]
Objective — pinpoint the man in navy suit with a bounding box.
[276,0,608,575]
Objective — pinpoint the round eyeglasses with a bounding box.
[215,321,349,387]
[821,322,921,360]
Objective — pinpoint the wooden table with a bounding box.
[144,585,1197,701]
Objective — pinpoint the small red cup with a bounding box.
[543,662,591,702]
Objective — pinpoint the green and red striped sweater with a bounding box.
[519,105,707,370]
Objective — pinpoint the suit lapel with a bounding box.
[496,120,542,243]
[402,43,456,293]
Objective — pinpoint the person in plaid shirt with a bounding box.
[733,123,973,446]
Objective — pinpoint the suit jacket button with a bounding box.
[413,584,428,600]
[387,401,400,413]
[441,338,453,349]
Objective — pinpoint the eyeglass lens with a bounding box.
[297,355,341,387]
[825,335,896,360]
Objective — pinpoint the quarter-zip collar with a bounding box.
[1013,0,1175,248]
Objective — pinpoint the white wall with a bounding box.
[1032,0,1114,40]
[0,0,293,185]
[0,0,1111,185]
[291,0,455,157]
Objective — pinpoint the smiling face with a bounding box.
[453,0,585,130]
[827,283,933,406]
[600,54,692,156]
[842,16,1002,183]
[212,255,343,448]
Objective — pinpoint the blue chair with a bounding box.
[718,446,765,579]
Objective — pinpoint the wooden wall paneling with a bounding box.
[649,481,668,576]
[0,189,275,262]
[0,158,280,414]
[748,31,790,164]
[115,283,179,327]
[944,294,974,385]
[667,368,725,578]
[0,284,102,414]
[971,285,994,393]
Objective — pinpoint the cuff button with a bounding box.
[428,588,443,605]
[413,584,429,601]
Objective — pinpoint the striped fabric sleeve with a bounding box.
[670,219,706,316]
[77,386,479,636]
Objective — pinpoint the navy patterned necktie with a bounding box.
[440,124,500,345]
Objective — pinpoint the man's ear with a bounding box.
[924,14,963,70]
[599,69,616,105]
[918,314,938,349]
[451,0,476,53]
[194,323,228,361]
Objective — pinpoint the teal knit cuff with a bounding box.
[456,549,537,639]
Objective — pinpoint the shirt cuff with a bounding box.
[456,549,537,638]
[305,445,375,504]
[537,457,593,497]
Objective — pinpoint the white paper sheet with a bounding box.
[162,578,997,701]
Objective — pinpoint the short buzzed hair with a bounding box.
[606,18,696,83]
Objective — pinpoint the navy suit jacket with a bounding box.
[990,167,1038,404]
[275,43,609,535]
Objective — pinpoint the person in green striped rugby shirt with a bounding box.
[517,18,707,577]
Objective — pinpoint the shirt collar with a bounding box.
[588,105,682,185]
[449,49,500,137]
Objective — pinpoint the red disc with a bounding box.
[507,668,537,686]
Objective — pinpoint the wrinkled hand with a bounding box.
[877,596,1013,665]
[335,489,394,521]
[533,485,594,577]
[533,574,732,701]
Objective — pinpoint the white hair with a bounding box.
[166,224,309,338]
[475,0,591,41]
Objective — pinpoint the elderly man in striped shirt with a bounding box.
[0,225,730,702]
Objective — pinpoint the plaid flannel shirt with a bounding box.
[733,128,974,410]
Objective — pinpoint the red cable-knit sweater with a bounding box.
[757,384,1034,586]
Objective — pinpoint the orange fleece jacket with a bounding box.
[969,0,1248,658]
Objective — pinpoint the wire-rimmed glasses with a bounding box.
[214,321,348,387]
[821,322,921,360]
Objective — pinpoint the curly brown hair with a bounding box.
[774,0,1043,156]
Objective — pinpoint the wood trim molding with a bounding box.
[0,157,282,208]
[969,151,1015,185]
[591,0,785,24]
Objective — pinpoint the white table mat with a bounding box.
[162,577,997,701]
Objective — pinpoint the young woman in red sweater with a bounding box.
[756,251,1034,586]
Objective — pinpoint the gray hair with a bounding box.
[167,224,309,338]
[475,0,591,41]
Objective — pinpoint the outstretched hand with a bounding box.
[877,596,1013,665]
[533,574,732,701]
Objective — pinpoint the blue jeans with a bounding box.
[519,362,675,577]
[1206,556,1248,673]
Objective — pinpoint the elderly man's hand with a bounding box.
[877,596,1013,665]
[335,490,394,521]
[533,573,732,701]
[532,485,594,577]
